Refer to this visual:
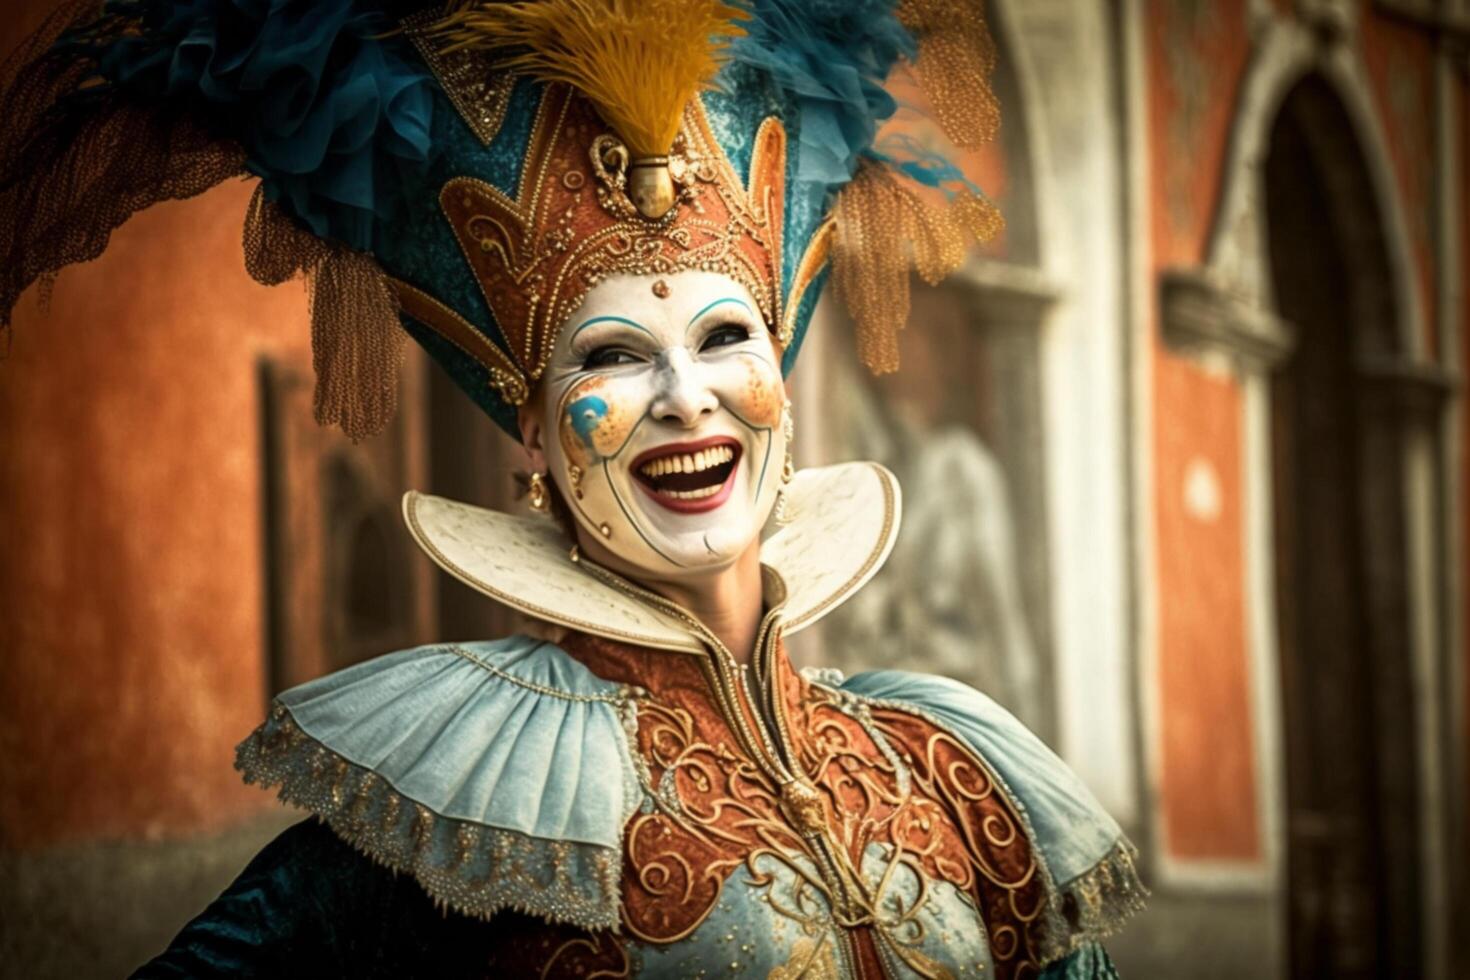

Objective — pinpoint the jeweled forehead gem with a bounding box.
[652,279,670,299]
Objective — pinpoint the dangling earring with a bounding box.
[774,404,795,525]
[528,471,550,513]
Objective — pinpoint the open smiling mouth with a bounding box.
[631,437,742,513]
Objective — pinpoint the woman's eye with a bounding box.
[582,346,640,369]
[700,324,750,351]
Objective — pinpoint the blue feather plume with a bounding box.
[727,0,914,191]
[73,0,437,252]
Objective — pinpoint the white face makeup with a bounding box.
[534,270,788,577]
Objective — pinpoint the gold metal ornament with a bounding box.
[781,402,795,482]
[628,157,676,219]
[774,403,795,524]
[779,779,828,837]
[528,471,551,513]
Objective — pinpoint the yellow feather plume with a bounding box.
[425,0,746,160]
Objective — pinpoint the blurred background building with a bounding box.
[2,0,1468,977]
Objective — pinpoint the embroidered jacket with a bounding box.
[136,464,1145,978]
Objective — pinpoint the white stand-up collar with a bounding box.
[402,461,901,653]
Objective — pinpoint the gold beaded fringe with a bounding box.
[898,0,1001,151]
[243,186,406,442]
[830,0,1005,375]
[831,160,1002,374]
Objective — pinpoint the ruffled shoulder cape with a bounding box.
[238,640,1144,951]
[235,462,1143,953]
[239,461,903,932]
[237,636,641,930]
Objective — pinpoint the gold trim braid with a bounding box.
[403,10,516,146]
[831,159,1002,374]
[389,276,529,406]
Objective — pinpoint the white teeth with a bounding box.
[638,445,736,479]
[666,485,722,500]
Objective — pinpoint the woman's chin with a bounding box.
[656,529,750,574]
[597,520,755,579]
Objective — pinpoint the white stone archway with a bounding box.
[1155,9,1456,978]
[988,0,1138,829]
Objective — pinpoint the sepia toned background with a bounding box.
[2,0,1468,977]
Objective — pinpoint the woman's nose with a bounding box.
[650,348,718,426]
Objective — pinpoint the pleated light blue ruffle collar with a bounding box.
[237,637,641,930]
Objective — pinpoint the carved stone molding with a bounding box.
[1296,0,1357,39]
[1371,0,1470,41]
[1160,267,1296,369]
[1355,354,1461,425]
[1157,15,1430,372]
[952,259,1063,324]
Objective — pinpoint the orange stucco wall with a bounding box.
[1146,0,1262,861]
[1141,1,1448,863]
[0,176,312,847]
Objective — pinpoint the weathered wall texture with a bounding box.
[1461,53,1470,858]
[1145,0,1260,862]
[0,180,311,846]
[1362,11,1438,350]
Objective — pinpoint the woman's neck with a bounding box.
[578,534,766,664]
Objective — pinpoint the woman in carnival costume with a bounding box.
[0,0,1146,975]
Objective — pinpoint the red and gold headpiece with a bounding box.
[395,81,801,407]
[391,0,825,407]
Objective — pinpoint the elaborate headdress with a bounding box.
[0,0,1001,440]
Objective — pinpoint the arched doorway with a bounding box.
[1264,73,1420,978]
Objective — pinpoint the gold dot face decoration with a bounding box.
[539,270,789,578]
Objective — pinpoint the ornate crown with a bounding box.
[392,81,819,409]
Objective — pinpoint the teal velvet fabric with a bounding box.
[129,819,580,979]
[1042,943,1123,980]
